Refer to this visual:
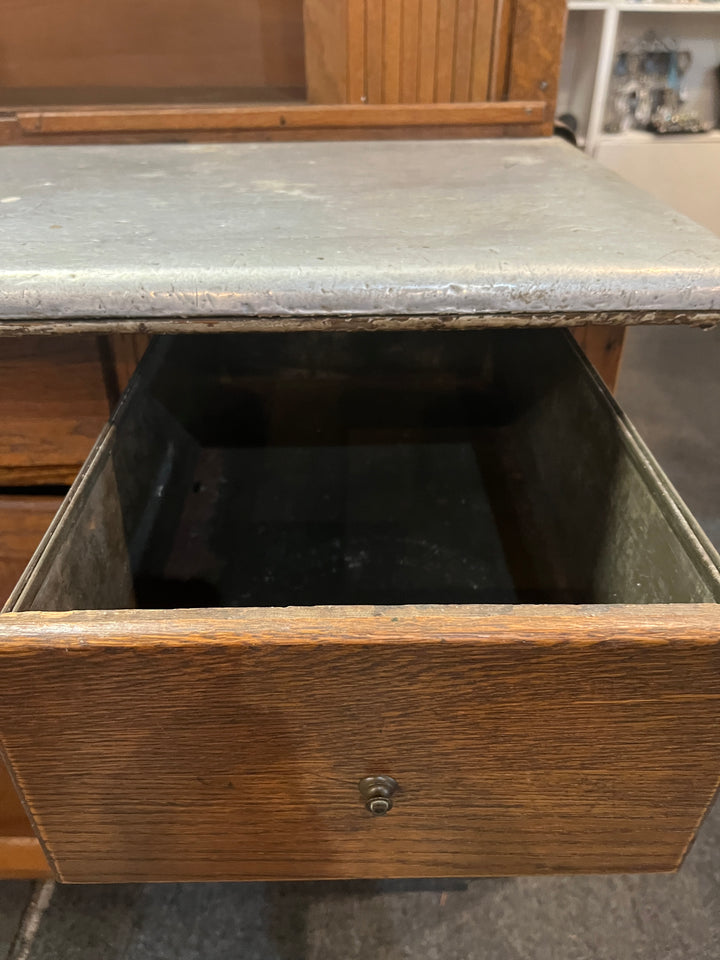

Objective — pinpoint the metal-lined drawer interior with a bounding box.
[9,329,720,614]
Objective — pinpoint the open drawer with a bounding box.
[1,328,719,883]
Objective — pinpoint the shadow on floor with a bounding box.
[6,814,720,960]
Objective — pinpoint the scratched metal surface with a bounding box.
[1,137,720,324]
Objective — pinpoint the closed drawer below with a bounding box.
[0,493,63,606]
[1,329,719,883]
[0,759,50,879]
[0,334,149,486]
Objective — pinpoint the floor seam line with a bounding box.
[6,880,55,960]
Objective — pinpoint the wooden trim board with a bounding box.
[11,100,546,136]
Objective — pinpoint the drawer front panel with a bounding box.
[0,759,50,879]
[0,337,111,485]
[0,607,719,882]
[0,335,148,486]
[0,495,63,606]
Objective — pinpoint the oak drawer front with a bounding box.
[0,335,149,487]
[1,329,719,883]
[0,337,112,486]
[0,757,51,879]
[0,494,63,606]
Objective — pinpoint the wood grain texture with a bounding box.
[0,605,718,882]
[0,0,305,103]
[0,0,566,142]
[487,0,512,100]
[464,0,497,102]
[0,838,51,879]
[0,337,111,486]
[0,336,148,485]
[352,0,500,106]
[434,0,458,102]
[304,0,348,102]
[347,0,367,102]
[0,760,35,839]
[400,0,421,102]
[1,330,719,883]
[0,760,50,879]
[506,0,566,134]
[0,117,547,145]
[12,100,545,136]
[365,0,385,103]
[572,325,627,393]
[382,0,403,103]
[453,0,478,102]
[107,334,152,396]
[0,496,63,607]
[417,0,440,101]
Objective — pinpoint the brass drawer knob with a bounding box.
[358,775,398,815]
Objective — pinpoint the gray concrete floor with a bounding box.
[1,325,719,960]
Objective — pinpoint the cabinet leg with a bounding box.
[572,325,626,393]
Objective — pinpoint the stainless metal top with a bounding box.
[1,137,719,324]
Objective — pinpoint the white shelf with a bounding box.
[620,2,720,11]
[569,1,720,10]
[599,128,720,143]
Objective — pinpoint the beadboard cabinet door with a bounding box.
[0,0,565,142]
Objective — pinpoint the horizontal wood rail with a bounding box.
[14,100,546,135]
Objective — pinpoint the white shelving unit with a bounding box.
[571,2,720,12]
[560,0,720,151]
[558,0,720,231]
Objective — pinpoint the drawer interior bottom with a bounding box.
[135,439,520,608]
[11,329,720,613]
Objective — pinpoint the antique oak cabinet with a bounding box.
[0,0,719,885]
[0,137,719,883]
[0,0,564,879]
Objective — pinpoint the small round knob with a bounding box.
[358,775,398,815]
